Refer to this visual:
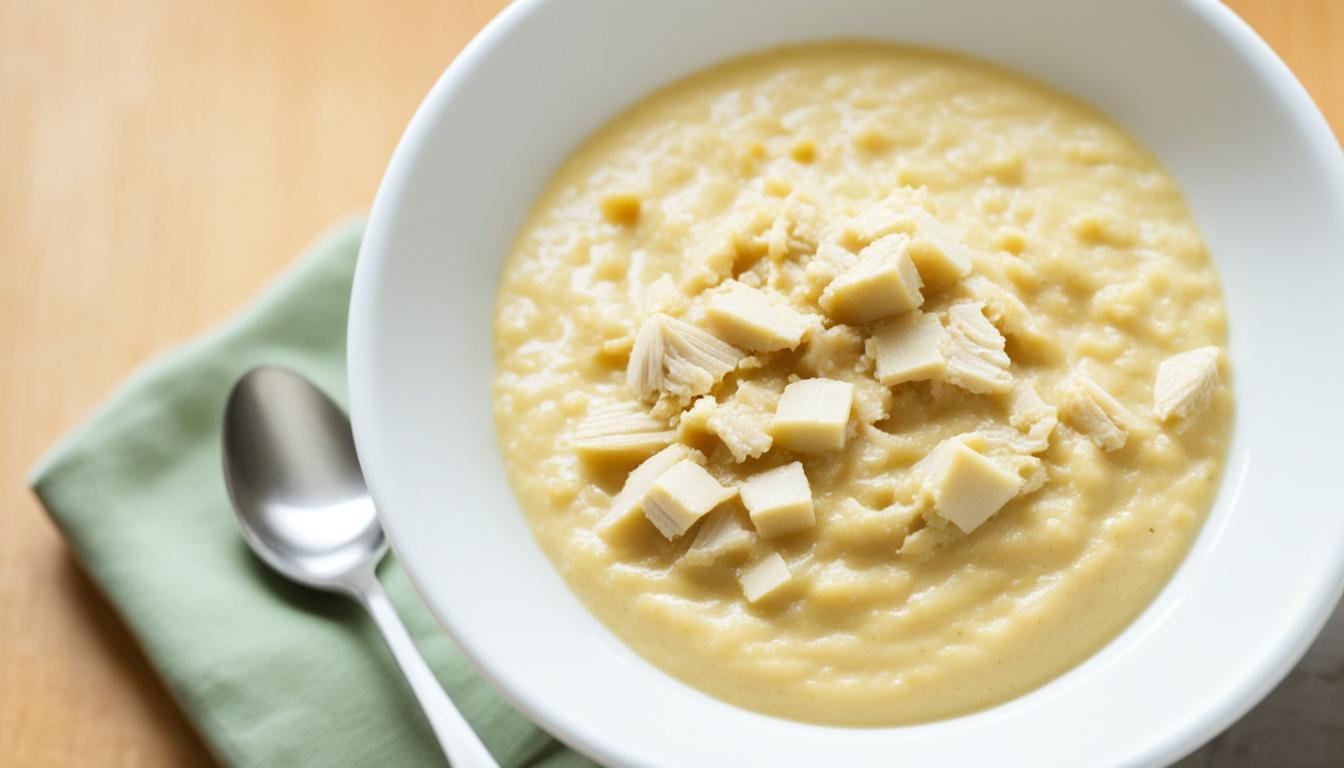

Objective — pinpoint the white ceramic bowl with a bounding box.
[348,1,1344,765]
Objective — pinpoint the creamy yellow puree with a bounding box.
[492,43,1231,725]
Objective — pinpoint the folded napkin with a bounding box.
[30,221,593,768]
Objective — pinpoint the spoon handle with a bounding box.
[353,570,500,768]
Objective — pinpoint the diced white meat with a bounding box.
[573,402,675,461]
[907,209,974,290]
[1006,382,1058,454]
[599,444,695,539]
[1060,374,1139,451]
[738,552,792,603]
[640,459,738,540]
[941,301,1013,394]
[771,378,855,453]
[868,310,948,386]
[683,508,755,566]
[819,234,924,324]
[705,280,817,352]
[1153,346,1220,421]
[739,462,814,538]
[627,313,743,400]
[919,438,1023,534]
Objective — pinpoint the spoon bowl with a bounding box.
[222,367,385,592]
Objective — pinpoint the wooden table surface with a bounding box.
[1,1,1339,765]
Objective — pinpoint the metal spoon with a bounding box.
[222,365,498,768]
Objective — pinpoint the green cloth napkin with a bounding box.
[29,221,594,768]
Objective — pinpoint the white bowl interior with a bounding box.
[349,0,1344,765]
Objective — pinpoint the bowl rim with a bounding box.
[349,0,1344,765]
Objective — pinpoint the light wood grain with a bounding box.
[0,1,1338,765]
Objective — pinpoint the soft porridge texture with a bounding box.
[492,43,1232,725]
